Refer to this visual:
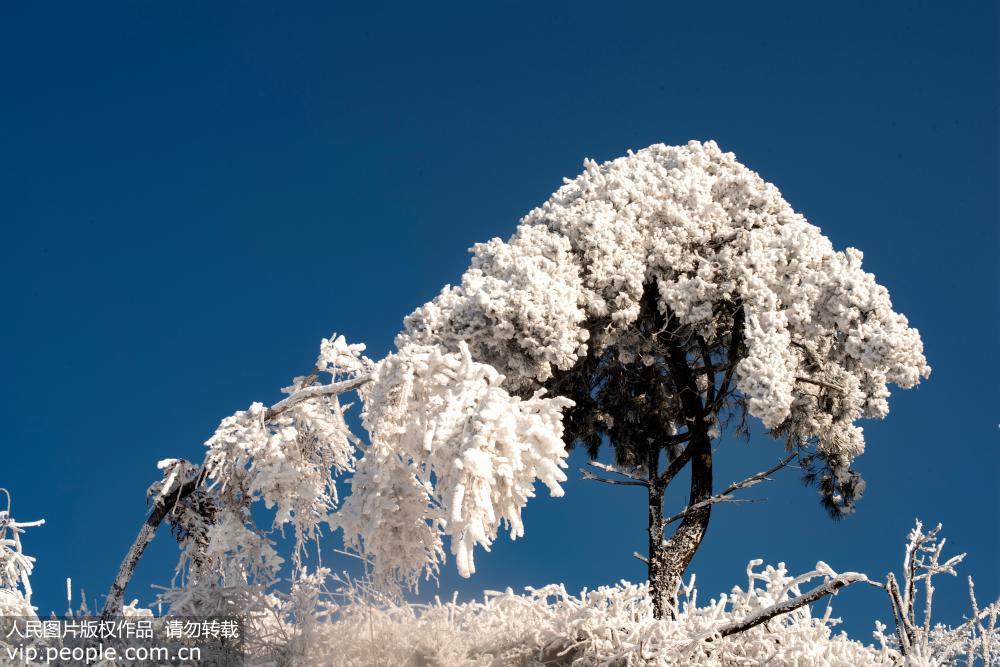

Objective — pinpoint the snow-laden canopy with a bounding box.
[338,140,930,586]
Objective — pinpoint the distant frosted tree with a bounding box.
[105,142,930,622]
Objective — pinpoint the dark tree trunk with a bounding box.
[660,429,713,606]
[101,468,207,619]
[646,449,669,618]
[645,429,714,620]
[650,314,717,619]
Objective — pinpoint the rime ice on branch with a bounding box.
[0,490,43,618]
[338,343,572,586]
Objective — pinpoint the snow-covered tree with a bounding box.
[106,141,930,624]
[344,140,930,616]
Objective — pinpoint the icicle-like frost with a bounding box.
[337,342,573,585]
[159,334,370,614]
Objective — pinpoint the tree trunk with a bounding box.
[654,313,716,617]
[660,429,713,606]
[646,449,669,618]
[101,468,207,618]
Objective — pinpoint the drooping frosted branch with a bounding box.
[336,342,573,586]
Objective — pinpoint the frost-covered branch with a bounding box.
[264,374,372,419]
[102,464,208,619]
[794,376,845,393]
[0,489,44,617]
[716,569,868,638]
[866,520,1000,664]
[657,439,698,487]
[964,577,999,666]
[337,343,573,584]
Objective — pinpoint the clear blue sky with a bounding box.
[2,1,996,641]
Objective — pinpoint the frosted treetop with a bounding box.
[399,140,929,466]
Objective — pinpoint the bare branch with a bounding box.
[662,452,797,528]
[663,498,762,527]
[663,430,695,448]
[588,461,648,484]
[659,440,697,486]
[580,468,648,487]
[691,362,732,375]
[703,301,744,418]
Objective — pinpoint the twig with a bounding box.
[587,461,649,484]
[662,452,797,528]
[790,340,822,369]
[580,468,648,487]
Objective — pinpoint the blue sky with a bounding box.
[1,1,996,640]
